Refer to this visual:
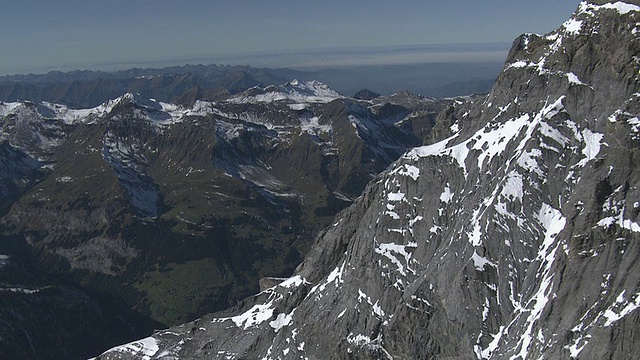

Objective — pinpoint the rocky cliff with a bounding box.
[97,1,640,359]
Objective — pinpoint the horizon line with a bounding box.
[0,42,511,77]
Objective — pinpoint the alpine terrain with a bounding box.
[95,1,640,359]
[0,72,450,357]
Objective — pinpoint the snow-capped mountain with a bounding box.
[95,1,640,359]
[228,79,344,105]
[0,81,448,358]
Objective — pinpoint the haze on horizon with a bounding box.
[1,0,579,76]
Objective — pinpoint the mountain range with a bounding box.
[1,1,639,359]
[0,61,501,109]
[0,77,454,358]
[90,1,640,359]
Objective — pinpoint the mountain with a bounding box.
[0,61,504,109]
[0,65,300,108]
[353,89,381,100]
[0,80,452,358]
[228,79,344,104]
[95,1,640,359]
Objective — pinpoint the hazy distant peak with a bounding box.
[112,92,163,111]
[352,89,381,100]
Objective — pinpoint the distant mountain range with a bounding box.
[0,61,502,109]
[0,65,295,108]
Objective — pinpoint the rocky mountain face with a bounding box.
[0,80,448,358]
[96,1,640,359]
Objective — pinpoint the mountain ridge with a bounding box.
[0,61,502,108]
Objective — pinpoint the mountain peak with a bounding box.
[228,79,343,104]
[111,92,163,111]
[352,89,381,100]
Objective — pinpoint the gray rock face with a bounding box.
[96,2,640,359]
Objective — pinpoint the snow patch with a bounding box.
[501,172,524,202]
[537,204,566,257]
[101,337,160,360]
[539,121,569,146]
[578,1,640,16]
[629,117,640,132]
[231,302,275,330]
[309,261,347,298]
[386,211,400,220]
[476,326,505,359]
[597,210,640,233]
[509,204,565,360]
[406,134,457,157]
[269,312,293,332]
[602,290,640,327]
[407,112,534,176]
[566,72,586,86]
[288,103,308,110]
[0,101,22,115]
[471,251,497,271]
[576,128,604,167]
[517,149,544,176]
[375,243,415,276]
[337,308,347,319]
[299,116,331,137]
[395,164,420,181]
[509,61,528,69]
[279,275,306,289]
[468,221,482,247]
[440,184,454,203]
[562,19,583,36]
[387,192,406,202]
[216,120,244,140]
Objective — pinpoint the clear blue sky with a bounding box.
[0,0,579,75]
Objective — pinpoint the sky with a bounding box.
[0,0,580,75]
